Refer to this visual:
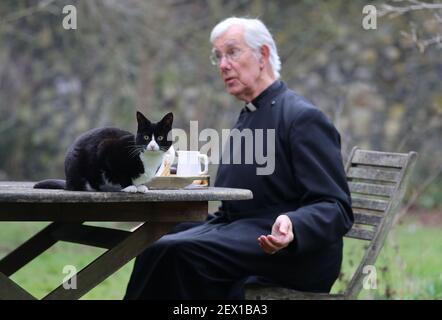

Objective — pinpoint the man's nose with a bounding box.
[219,56,231,70]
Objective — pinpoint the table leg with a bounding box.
[0,272,36,300]
[43,221,177,300]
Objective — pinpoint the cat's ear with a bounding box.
[160,112,173,128]
[136,111,151,127]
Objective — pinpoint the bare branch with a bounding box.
[380,0,442,51]
[379,0,442,18]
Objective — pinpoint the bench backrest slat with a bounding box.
[349,182,395,197]
[353,212,382,226]
[347,167,400,183]
[345,227,375,241]
[351,149,408,168]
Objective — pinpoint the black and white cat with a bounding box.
[34,111,174,193]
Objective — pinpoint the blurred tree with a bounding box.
[379,0,442,52]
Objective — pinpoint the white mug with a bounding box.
[176,151,209,177]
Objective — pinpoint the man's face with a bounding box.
[212,26,262,101]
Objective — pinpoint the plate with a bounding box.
[145,175,209,190]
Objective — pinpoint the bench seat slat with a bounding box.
[245,286,345,300]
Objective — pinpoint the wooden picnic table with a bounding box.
[0,181,252,300]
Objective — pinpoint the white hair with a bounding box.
[210,17,281,79]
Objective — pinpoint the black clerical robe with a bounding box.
[124,81,353,300]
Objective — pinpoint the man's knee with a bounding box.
[152,236,196,257]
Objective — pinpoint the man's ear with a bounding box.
[136,111,151,127]
[260,45,270,65]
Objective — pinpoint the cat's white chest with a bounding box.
[132,152,165,185]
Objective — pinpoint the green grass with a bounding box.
[0,220,441,300]
[331,219,442,299]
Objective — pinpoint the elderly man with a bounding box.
[124,17,353,300]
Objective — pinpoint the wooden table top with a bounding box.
[0,181,253,203]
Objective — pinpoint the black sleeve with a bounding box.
[286,107,353,254]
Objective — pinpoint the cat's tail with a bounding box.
[33,179,66,190]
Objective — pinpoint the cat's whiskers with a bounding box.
[127,145,144,159]
[126,146,139,157]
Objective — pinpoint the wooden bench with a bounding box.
[246,146,418,300]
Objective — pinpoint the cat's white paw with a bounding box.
[122,185,138,193]
[136,185,149,193]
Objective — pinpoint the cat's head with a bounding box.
[135,111,173,152]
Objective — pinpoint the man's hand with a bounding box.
[258,214,294,255]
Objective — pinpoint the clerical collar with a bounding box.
[244,80,286,112]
